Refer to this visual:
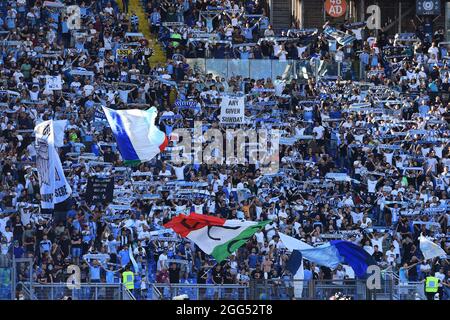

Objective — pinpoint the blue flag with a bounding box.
[286,250,303,276]
[330,240,376,278]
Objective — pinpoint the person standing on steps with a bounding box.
[130,11,139,33]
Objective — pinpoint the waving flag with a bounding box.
[324,26,355,46]
[102,106,168,165]
[286,250,304,298]
[35,120,72,209]
[419,234,447,260]
[164,213,270,262]
[279,233,375,278]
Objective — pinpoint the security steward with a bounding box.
[425,272,440,300]
[122,266,135,293]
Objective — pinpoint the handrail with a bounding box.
[17,281,38,300]
[122,286,136,300]
[150,284,163,300]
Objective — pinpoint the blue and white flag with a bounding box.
[419,234,447,260]
[279,233,375,278]
[102,106,168,165]
[324,26,355,46]
[175,100,198,109]
[286,250,304,299]
[34,120,72,209]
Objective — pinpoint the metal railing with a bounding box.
[186,58,317,81]
[149,283,249,300]
[17,282,134,300]
[8,279,427,300]
[185,58,365,81]
[393,282,426,300]
[251,279,367,300]
[0,251,13,300]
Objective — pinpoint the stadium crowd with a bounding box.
[0,0,449,300]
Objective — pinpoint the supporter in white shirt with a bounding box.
[157,250,168,271]
[313,123,325,140]
[350,209,363,225]
[363,240,374,256]
[385,245,397,266]
[428,43,439,59]
[171,164,186,180]
[370,232,387,253]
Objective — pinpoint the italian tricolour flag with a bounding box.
[164,213,270,262]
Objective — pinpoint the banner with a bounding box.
[324,26,355,46]
[219,96,245,124]
[45,75,62,91]
[85,176,114,204]
[35,120,72,209]
[94,106,108,123]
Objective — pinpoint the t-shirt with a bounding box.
[212,268,223,284]
[371,238,384,253]
[433,146,443,158]
[351,28,363,40]
[90,265,101,280]
[351,211,363,224]
[385,250,396,263]
[313,126,325,139]
[157,253,168,271]
[367,179,378,193]
[297,46,307,58]
[173,165,185,180]
[364,245,374,256]
[119,250,130,267]
[384,152,394,165]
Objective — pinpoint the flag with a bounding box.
[286,250,304,298]
[286,250,303,275]
[419,234,446,260]
[129,245,139,274]
[330,240,376,278]
[164,213,270,262]
[279,233,375,278]
[279,233,341,267]
[35,120,72,209]
[324,26,356,46]
[101,106,168,165]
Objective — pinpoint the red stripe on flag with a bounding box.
[163,213,226,237]
[159,134,169,152]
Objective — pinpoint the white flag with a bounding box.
[35,120,72,209]
[293,259,304,299]
[419,234,446,261]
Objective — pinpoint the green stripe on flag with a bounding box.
[211,220,271,263]
[123,160,142,167]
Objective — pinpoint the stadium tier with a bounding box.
[0,0,448,303]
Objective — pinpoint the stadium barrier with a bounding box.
[4,278,425,300]
[15,282,135,300]
[0,256,13,300]
[149,283,249,300]
[148,278,425,300]
[185,58,365,81]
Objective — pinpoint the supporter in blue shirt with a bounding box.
[248,250,258,269]
[13,241,25,259]
[89,261,101,283]
[418,100,430,116]
[119,246,130,267]
[106,267,116,284]
[240,23,257,41]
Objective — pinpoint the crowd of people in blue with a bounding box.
[0,0,448,300]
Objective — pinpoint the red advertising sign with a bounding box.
[325,0,347,18]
